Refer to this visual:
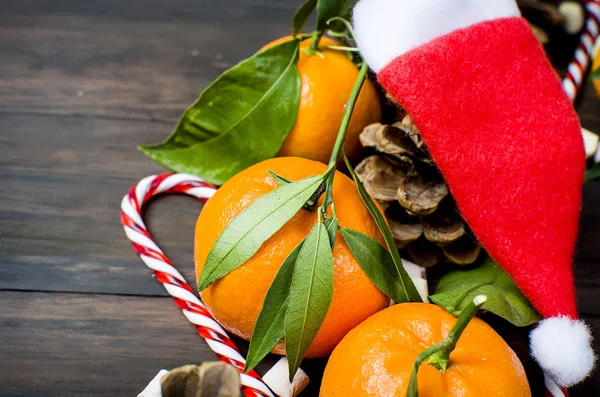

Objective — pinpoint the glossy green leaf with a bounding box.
[316,0,351,32]
[430,257,542,326]
[139,40,301,185]
[268,170,325,211]
[585,163,600,182]
[324,217,338,248]
[268,170,292,186]
[292,0,317,37]
[344,153,422,302]
[340,227,414,304]
[245,239,304,372]
[198,175,323,290]
[591,67,600,80]
[285,222,334,380]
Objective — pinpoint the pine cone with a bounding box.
[357,116,481,267]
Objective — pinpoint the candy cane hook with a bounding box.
[121,173,274,397]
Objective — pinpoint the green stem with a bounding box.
[406,296,487,397]
[321,62,369,209]
[308,30,324,53]
[327,62,369,168]
[296,33,314,42]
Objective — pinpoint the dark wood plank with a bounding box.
[0,291,221,397]
[0,291,326,397]
[0,0,298,24]
[0,113,203,295]
[0,1,294,122]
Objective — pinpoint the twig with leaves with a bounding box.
[194,7,423,379]
[198,58,422,381]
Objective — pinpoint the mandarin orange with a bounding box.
[194,157,389,358]
[261,36,381,163]
[320,303,531,397]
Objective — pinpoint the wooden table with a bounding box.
[1,1,599,395]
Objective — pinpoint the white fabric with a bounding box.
[402,258,429,302]
[411,278,429,303]
[389,259,428,304]
[262,357,309,397]
[137,369,168,397]
[402,258,426,279]
[353,0,521,72]
[530,317,596,387]
[582,128,599,159]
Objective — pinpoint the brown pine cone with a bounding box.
[356,116,481,267]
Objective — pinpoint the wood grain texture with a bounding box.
[0,0,599,395]
[0,291,222,396]
[0,1,293,122]
[0,114,201,295]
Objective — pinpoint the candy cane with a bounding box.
[563,0,600,101]
[121,173,274,397]
[546,375,568,397]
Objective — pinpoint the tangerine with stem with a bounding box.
[320,302,531,397]
[261,35,382,164]
[194,157,389,358]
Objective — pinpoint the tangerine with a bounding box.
[261,36,382,163]
[320,303,531,397]
[195,157,389,358]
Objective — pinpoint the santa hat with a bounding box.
[353,0,595,389]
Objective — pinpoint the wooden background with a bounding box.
[0,0,599,395]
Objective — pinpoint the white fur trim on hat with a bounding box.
[353,0,521,73]
[530,316,596,387]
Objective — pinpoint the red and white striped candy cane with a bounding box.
[121,173,274,397]
[563,0,600,102]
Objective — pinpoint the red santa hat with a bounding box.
[353,0,595,388]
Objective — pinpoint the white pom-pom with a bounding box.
[353,0,520,73]
[530,317,596,387]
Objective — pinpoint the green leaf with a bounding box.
[324,217,338,248]
[198,175,323,290]
[429,257,542,327]
[344,153,422,302]
[268,170,325,211]
[285,222,334,380]
[268,170,292,186]
[316,0,351,32]
[292,0,317,37]
[245,239,304,372]
[585,163,600,182]
[139,40,301,185]
[340,227,415,304]
[591,66,600,80]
